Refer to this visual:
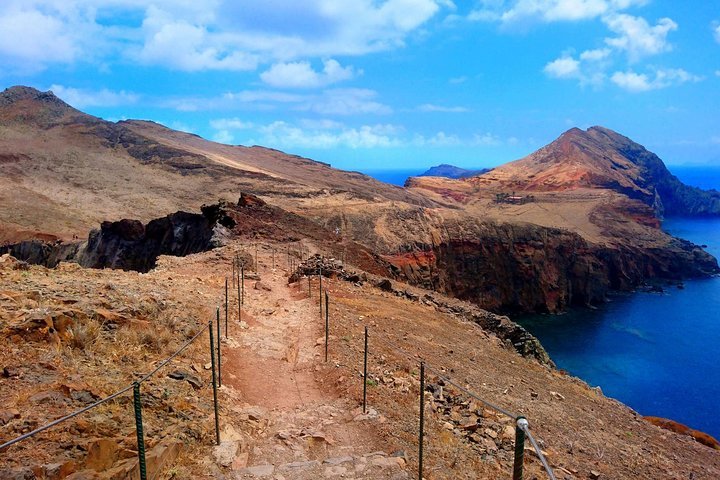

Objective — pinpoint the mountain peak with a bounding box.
[0,85,84,126]
[0,86,68,107]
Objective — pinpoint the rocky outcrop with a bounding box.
[417,164,491,180]
[77,210,225,272]
[2,204,234,273]
[386,221,718,314]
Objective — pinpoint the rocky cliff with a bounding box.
[385,220,718,314]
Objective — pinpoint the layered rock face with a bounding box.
[387,221,718,314]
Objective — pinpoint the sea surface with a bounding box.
[361,165,720,438]
[359,168,424,186]
[516,166,720,439]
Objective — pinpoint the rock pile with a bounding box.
[288,254,366,285]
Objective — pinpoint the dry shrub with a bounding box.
[70,317,103,351]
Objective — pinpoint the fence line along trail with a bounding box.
[214,241,409,478]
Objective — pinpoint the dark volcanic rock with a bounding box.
[78,210,217,272]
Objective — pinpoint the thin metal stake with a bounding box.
[232,257,235,288]
[419,361,425,480]
[237,269,242,324]
[324,291,329,362]
[208,321,220,445]
[224,278,228,338]
[363,326,368,414]
[216,308,222,387]
[319,262,323,317]
[132,382,147,480]
[241,265,245,305]
[513,417,527,480]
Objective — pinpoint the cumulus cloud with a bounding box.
[471,0,648,24]
[0,7,80,71]
[604,14,677,61]
[49,84,140,108]
[544,55,581,78]
[416,103,469,112]
[212,130,235,144]
[209,118,254,130]
[0,1,449,72]
[298,88,393,116]
[255,121,404,149]
[260,59,358,88]
[611,68,703,92]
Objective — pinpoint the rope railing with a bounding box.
[138,324,209,384]
[520,420,557,480]
[0,384,134,451]
[361,326,556,480]
[0,322,212,454]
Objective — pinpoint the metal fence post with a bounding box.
[224,278,228,338]
[216,308,222,387]
[513,417,527,480]
[419,361,425,480]
[232,257,235,288]
[319,263,323,317]
[208,321,220,445]
[324,292,329,362]
[237,270,242,324]
[363,326,368,414]
[132,382,147,480]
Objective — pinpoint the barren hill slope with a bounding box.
[0,86,433,243]
[470,126,720,216]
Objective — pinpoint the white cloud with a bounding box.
[544,55,581,78]
[604,14,677,61]
[417,103,470,112]
[0,7,79,71]
[210,118,254,130]
[714,23,720,43]
[138,6,259,71]
[472,132,502,146]
[475,0,648,24]
[580,48,611,61]
[212,130,235,144]
[49,84,140,108]
[449,75,468,84]
[0,0,449,72]
[299,88,393,116]
[256,121,404,149]
[260,59,358,88]
[611,68,703,92]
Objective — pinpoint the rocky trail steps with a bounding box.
[211,245,408,479]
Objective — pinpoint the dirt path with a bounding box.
[215,243,409,479]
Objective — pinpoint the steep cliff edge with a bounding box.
[383,218,717,314]
[472,126,720,217]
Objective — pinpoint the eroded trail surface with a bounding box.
[214,245,408,479]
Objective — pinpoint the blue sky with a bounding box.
[0,0,718,171]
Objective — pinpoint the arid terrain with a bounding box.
[2,86,720,478]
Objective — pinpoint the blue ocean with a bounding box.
[364,166,720,438]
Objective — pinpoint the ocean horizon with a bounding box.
[363,164,720,439]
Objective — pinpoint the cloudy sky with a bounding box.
[1,0,718,171]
